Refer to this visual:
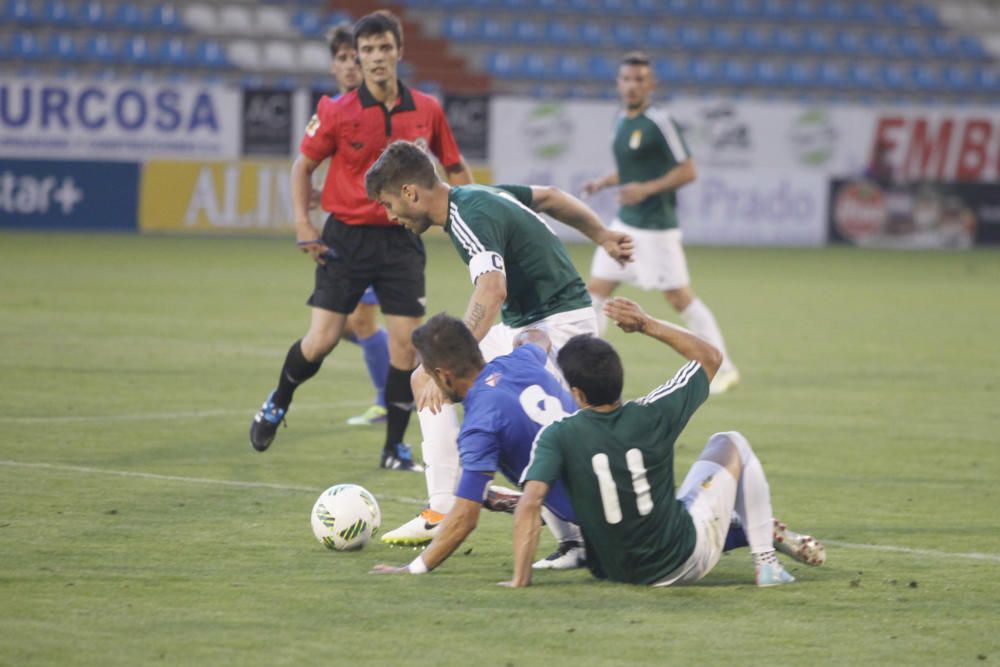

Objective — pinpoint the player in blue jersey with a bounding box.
[321,23,389,427]
[370,314,586,576]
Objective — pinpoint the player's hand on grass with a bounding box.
[604,297,650,334]
[370,564,409,575]
[417,380,447,415]
[617,182,648,206]
[600,230,634,266]
[296,222,330,265]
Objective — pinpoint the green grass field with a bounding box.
[1,231,998,666]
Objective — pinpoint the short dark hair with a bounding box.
[353,9,404,50]
[365,140,439,200]
[412,313,485,378]
[326,22,354,59]
[557,335,623,406]
[620,51,652,68]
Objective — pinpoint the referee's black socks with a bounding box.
[273,339,323,408]
[383,366,415,451]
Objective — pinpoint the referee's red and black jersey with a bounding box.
[300,81,462,227]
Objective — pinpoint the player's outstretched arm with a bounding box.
[501,480,548,588]
[291,153,330,264]
[605,297,722,380]
[371,497,483,575]
[528,186,634,266]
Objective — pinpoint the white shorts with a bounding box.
[478,307,598,381]
[652,460,738,587]
[590,220,690,291]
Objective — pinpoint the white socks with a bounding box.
[541,506,584,544]
[723,432,775,555]
[680,298,735,372]
[417,405,461,515]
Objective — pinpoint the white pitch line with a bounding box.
[1,460,998,565]
[0,460,426,506]
[0,401,372,425]
[824,540,1000,563]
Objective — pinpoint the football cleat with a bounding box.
[709,367,741,395]
[346,404,387,426]
[483,485,522,514]
[773,519,826,566]
[532,540,586,570]
[755,561,796,587]
[250,390,286,452]
[381,508,444,546]
[380,443,424,472]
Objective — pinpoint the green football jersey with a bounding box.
[445,184,591,328]
[523,361,709,584]
[613,107,691,230]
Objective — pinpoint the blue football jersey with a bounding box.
[457,344,578,521]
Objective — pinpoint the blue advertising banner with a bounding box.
[0,158,139,231]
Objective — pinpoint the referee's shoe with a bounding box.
[380,443,424,472]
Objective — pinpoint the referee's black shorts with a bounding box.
[307,216,426,318]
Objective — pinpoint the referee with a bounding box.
[250,10,473,470]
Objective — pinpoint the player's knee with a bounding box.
[349,306,378,338]
[708,431,752,466]
[301,332,338,360]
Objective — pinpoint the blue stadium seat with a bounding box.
[481,17,508,41]
[783,60,814,88]
[484,51,516,78]
[442,16,480,42]
[677,26,706,50]
[804,29,832,55]
[47,33,79,61]
[929,34,957,58]
[84,35,119,63]
[740,25,770,52]
[973,67,999,93]
[121,36,155,65]
[554,54,585,81]
[958,35,989,61]
[686,58,718,84]
[567,0,597,14]
[588,54,616,80]
[880,63,907,91]
[880,3,907,24]
[292,9,324,36]
[847,63,877,90]
[695,0,727,19]
[159,37,192,66]
[521,53,550,79]
[545,20,576,46]
[851,4,879,23]
[790,0,817,21]
[835,30,862,55]
[633,0,661,15]
[113,2,147,29]
[865,31,894,57]
[196,40,229,68]
[646,25,675,48]
[817,62,845,89]
[613,23,641,49]
[708,25,739,51]
[773,28,803,54]
[78,1,113,28]
[897,33,926,58]
[664,0,692,16]
[821,0,850,21]
[653,58,681,83]
[751,60,782,86]
[579,21,608,47]
[720,59,749,85]
[731,0,762,19]
[911,63,939,92]
[5,0,40,25]
[912,3,941,27]
[942,65,972,92]
[762,0,787,20]
[150,3,186,31]
[43,0,77,27]
[511,18,544,43]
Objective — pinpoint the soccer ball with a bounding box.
[310,484,381,551]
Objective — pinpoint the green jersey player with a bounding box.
[365,139,634,549]
[582,51,739,395]
[507,297,821,588]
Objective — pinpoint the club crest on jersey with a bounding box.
[484,372,502,387]
[700,475,714,489]
[305,114,321,137]
[629,130,642,149]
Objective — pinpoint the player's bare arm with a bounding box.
[463,270,507,341]
[581,172,619,197]
[291,153,330,264]
[501,480,548,588]
[604,297,722,379]
[529,185,634,266]
[445,158,475,186]
[618,159,697,206]
[371,497,483,575]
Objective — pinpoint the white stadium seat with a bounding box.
[182,3,217,33]
[226,39,261,69]
[262,40,297,70]
[256,6,293,36]
[300,42,330,73]
[219,4,253,34]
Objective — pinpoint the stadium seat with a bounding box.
[731,0,762,19]
[511,18,544,43]
[762,0,788,20]
[647,24,675,48]
[708,26,739,51]
[847,62,877,90]
[817,61,845,88]
[897,33,926,58]
[579,21,608,47]
[880,3,907,24]
[587,54,616,81]
[880,63,908,91]
[554,54,585,81]
[299,42,329,72]
[292,9,324,37]
[113,2,146,30]
[694,0,727,19]
[5,0,39,25]
[686,58,718,84]
[84,35,119,63]
[654,58,681,83]
[484,51,516,78]
[43,0,77,27]
[613,23,641,49]
[521,53,550,79]
[262,40,297,70]
[913,3,941,27]
[957,35,989,61]
[740,25,770,52]
[790,0,817,21]
[184,3,217,32]
[196,40,229,68]
[751,60,782,86]
[835,30,863,55]
[228,40,261,69]
[720,59,750,85]
[150,4,185,31]
[633,0,661,16]
[942,65,972,92]
[442,16,480,42]
[545,20,576,46]
[220,4,254,34]
[677,26,706,50]
[773,28,803,54]
[911,63,940,92]
[481,17,508,41]
[865,30,894,57]
[850,4,880,23]
[973,66,999,93]
[804,29,832,55]
[78,1,113,28]
[929,33,957,58]
[159,37,192,66]
[47,33,79,61]
[256,5,293,35]
[121,36,155,65]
